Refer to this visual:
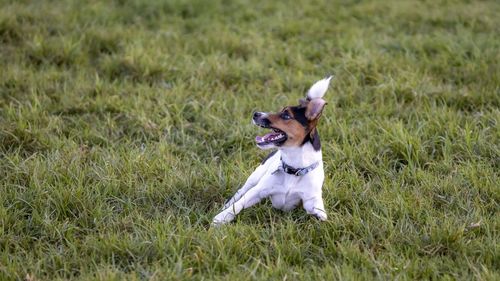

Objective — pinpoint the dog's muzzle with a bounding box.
[252,112,271,128]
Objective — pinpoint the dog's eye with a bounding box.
[281,112,292,120]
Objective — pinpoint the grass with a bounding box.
[0,0,499,280]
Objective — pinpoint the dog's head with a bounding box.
[253,76,332,150]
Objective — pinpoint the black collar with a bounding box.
[280,158,320,176]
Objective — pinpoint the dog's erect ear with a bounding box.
[305,98,327,120]
[307,76,333,100]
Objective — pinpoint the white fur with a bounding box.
[307,76,333,100]
[212,142,326,226]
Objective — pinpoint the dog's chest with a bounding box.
[268,174,306,210]
[276,175,302,194]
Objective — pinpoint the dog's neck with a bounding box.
[279,141,322,168]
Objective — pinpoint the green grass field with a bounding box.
[1,0,499,280]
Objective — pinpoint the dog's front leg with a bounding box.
[223,163,270,209]
[212,183,271,226]
[303,196,327,221]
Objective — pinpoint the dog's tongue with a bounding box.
[255,132,284,144]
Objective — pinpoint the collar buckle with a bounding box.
[295,169,307,176]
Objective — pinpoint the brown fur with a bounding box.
[267,114,307,147]
[266,100,326,147]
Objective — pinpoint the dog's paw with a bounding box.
[212,211,235,227]
[312,209,327,221]
[210,220,224,228]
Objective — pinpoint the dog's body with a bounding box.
[212,77,332,225]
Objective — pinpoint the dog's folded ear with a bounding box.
[305,98,327,120]
[299,98,309,107]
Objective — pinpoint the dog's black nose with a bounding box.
[253,112,262,119]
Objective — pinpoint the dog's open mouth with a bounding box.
[255,128,287,146]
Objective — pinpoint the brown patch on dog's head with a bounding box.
[253,98,327,149]
[253,76,332,150]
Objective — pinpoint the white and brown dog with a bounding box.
[212,76,332,226]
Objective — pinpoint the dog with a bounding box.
[212,76,332,226]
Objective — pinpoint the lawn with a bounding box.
[0,0,499,280]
